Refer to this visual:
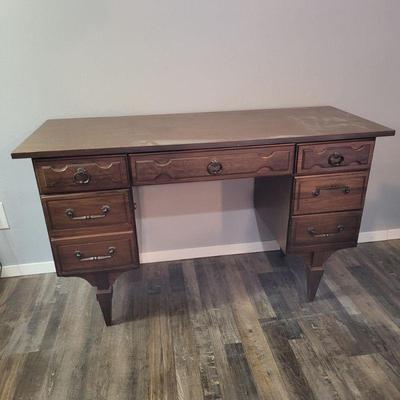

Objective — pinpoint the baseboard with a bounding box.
[139,240,280,263]
[2,227,399,278]
[1,261,55,278]
[358,228,400,243]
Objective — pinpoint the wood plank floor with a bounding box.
[1,240,400,400]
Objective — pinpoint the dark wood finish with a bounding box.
[11,107,394,159]
[254,175,293,253]
[10,106,396,325]
[1,240,400,399]
[34,156,129,194]
[41,189,134,237]
[292,171,369,215]
[51,231,138,275]
[302,251,335,301]
[296,139,375,175]
[288,210,362,249]
[131,145,294,185]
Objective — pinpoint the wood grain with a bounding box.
[1,240,400,399]
[296,140,375,175]
[11,107,394,159]
[51,231,138,274]
[34,156,129,194]
[130,145,294,185]
[41,189,134,237]
[292,171,369,215]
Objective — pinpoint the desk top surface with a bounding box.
[12,106,394,159]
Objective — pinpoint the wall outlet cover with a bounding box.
[0,202,10,229]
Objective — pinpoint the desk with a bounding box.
[12,106,395,326]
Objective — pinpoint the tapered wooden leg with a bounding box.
[304,251,333,301]
[306,265,324,301]
[79,271,122,326]
[96,287,113,326]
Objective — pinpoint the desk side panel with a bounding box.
[254,175,293,253]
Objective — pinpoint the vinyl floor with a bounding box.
[1,240,399,399]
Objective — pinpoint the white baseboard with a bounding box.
[358,228,400,243]
[1,261,55,278]
[139,240,280,264]
[2,228,399,278]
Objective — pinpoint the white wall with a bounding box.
[1,0,399,267]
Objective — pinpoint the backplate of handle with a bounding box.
[65,205,110,220]
[73,167,91,184]
[207,160,223,175]
[307,224,345,238]
[312,185,350,197]
[328,152,345,167]
[74,246,116,261]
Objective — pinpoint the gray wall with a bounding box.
[1,0,399,266]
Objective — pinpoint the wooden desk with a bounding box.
[12,106,395,326]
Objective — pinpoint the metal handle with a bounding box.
[328,152,344,167]
[65,205,110,220]
[74,246,116,261]
[73,167,91,184]
[312,185,350,197]
[207,160,223,175]
[307,224,345,238]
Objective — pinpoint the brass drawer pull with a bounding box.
[73,167,91,184]
[74,246,116,261]
[65,205,110,220]
[312,185,350,197]
[328,152,345,167]
[207,160,223,175]
[307,224,344,238]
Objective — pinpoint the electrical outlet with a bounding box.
[0,202,10,230]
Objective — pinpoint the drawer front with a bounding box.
[52,232,138,274]
[293,172,369,215]
[42,190,134,236]
[289,211,362,248]
[34,156,129,194]
[296,140,374,174]
[130,145,294,185]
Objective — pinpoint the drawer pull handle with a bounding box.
[65,205,110,220]
[73,167,91,184]
[207,160,223,175]
[74,246,116,261]
[312,185,351,197]
[307,224,345,238]
[328,152,345,167]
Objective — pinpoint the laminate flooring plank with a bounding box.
[225,262,289,400]
[182,260,223,400]
[260,319,315,400]
[225,342,259,400]
[167,263,203,400]
[146,262,178,400]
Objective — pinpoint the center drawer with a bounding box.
[130,145,294,185]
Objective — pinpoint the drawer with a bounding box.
[34,156,129,194]
[292,171,369,215]
[130,145,294,185]
[42,189,134,236]
[296,140,374,174]
[52,232,138,274]
[289,211,362,248]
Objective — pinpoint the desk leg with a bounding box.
[80,271,121,326]
[96,287,113,326]
[304,251,332,301]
